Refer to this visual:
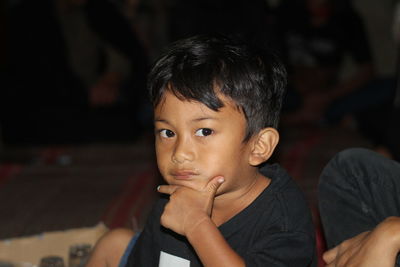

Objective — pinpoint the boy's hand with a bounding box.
[89,72,121,106]
[323,217,400,267]
[157,176,225,236]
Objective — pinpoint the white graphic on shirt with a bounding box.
[159,251,190,267]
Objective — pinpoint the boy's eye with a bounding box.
[159,129,175,138]
[195,128,213,137]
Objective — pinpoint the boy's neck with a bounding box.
[211,173,270,227]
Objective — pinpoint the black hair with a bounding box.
[148,34,287,141]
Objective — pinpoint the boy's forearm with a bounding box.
[186,218,245,267]
[323,216,400,266]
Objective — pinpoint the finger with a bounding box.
[205,176,225,197]
[157,185,180,195]
[323,247,338,264]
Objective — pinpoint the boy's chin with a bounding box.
[164,179,210,191]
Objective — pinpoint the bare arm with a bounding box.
[85,228,135,267]
[323,216,400,267]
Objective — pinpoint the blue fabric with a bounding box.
[325,77,396,122]
[119,232,141,267]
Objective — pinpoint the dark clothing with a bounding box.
[9,0,147,107]
[276,3,372,69]
[276,2,389,124]
[325,77,396,122]
[4,0,148,144]
[318,148,400,265]
[168,0,271,46]
[126,164,316,267]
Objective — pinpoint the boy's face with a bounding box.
[154,91,258,196]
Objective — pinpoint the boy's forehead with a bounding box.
[154,90,244,119]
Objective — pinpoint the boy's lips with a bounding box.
[170,170,199,180]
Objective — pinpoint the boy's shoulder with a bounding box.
[253,163,313,228]
[258,163,297,193]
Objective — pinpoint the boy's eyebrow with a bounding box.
[192,116,219,122]
[154,116,219,123]
[154,118,170,125]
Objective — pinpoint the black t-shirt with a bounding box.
[126,164,316,266]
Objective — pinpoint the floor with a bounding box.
[0,136,160,239]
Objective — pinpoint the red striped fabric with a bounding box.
[102,169,158,229]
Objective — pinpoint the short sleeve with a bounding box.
[243,230,316,266]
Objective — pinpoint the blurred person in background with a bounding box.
[274,0,398,160]
[276,0,395,127]
[4,0,149,144]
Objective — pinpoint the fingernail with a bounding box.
[217,177,225,183]
[157,185,160,191]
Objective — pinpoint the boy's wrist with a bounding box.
[186,216,214,238]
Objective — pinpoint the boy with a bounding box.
[87,34,316,266]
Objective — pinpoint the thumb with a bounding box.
[205,176,225,196]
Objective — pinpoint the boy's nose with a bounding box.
[171,137,194,164]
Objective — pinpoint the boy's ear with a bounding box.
[248,128,279,166]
